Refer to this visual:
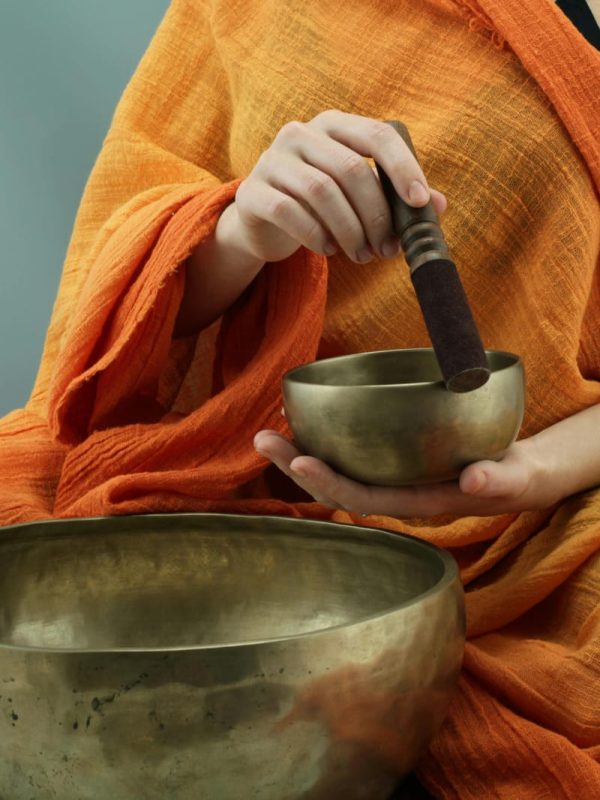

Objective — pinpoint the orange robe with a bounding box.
[1,0,599,796]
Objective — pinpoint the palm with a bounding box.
[253,429,551,518]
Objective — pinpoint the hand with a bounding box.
[253,430,559,518]
[226,109,447,265]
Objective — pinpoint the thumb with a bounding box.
[459,456,529,499]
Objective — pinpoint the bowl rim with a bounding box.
[0,513,461,654]
[283,347,521,389]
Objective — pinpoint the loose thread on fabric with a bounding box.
[449,0,508,49]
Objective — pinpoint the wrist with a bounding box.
[214,202,265,271]
[519,408,600,505]
[515,435,563,506]
[176,202,266,335]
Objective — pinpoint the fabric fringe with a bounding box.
[449,0,507,49]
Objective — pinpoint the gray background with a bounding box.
[0,1,168,417]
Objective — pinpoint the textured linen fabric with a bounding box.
[1,0,599,796]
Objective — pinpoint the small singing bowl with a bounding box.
[0,513,464,800]
[283,348,524,486]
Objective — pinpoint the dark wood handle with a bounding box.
[376,120,490,393]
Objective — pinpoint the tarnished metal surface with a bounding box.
[283,348,524,485]
[0,513,465,799]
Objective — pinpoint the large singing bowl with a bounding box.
[283,348,524,486]
[0,513,464,800]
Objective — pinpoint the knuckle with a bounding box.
[369,120,394,143]
[234,182,252,213]
[267,194,291,220]
[277,120,305,142]
[369,210,389,229]
[254,150,270,172]
[305,172,334,199]
[338,153,367,180]
[312,108,341,125]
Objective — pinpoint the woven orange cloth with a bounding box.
[1,0,599,796]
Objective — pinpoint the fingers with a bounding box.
[241,111,446,264]
[285,129,397,260]
[235,180,337,257]
[255,433,459,516]
[310,110,430,207]
[254,430,302,479]
[289,454,402,515]
[254,431,545,518]
[254,431,342,508]
[255,430,410,515]
[430,189,447,216]
[272,153,390,262]
[368,164,447,217]
[289,456,491,518]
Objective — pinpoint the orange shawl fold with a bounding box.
[1,0,599,797]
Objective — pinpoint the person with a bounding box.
[1,0,599,796]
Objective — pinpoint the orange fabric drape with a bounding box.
[1,0,599,796]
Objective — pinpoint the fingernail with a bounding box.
[355,246,374,263]
[290,464,308,478]
[381,236,400,258]
[468,474,485,494]
[255,448,268,458]
[324,240,337,256]
[408,180,430,206]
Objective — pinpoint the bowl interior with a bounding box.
[285,348,518,387]
[0,515,452,652]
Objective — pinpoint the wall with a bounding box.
[0,0,169,416]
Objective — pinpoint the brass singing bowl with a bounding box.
[283,348,524,486]
[0,513,464,800]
